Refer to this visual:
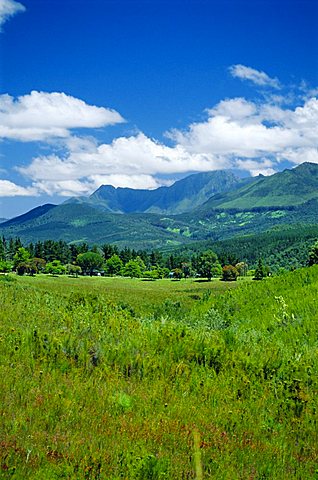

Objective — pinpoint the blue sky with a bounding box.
[0,0,317,218]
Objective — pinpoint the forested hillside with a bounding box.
[2,163,318,249]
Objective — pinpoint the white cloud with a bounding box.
[2,67,317,198]
[208,98,257,120]
[0,179,37,197]
[19,133,224,180]
[169,97,318,160]
[33,174,170,197]
[278,147,318,165]
[234,158,276,177]
[33,179,93,197]
[89,174,168,190]
[18,133,225,196]
[0,0,25,29]
[0,91,124,141]
[229,64,280,89]
[16,95,318,197]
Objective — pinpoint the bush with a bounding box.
[222,264,239,281]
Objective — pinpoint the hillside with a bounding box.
[0,203,193,249]
[66,170,247,214]
[1,197,318,249]
[2,163,318,248]
[0,203,56,227]
[200,162,318,211]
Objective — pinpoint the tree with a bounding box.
[143,269,160,280]
[122,259,142,278]
[135,256,146,273]
[235,262,248,276]
[45,260,66,276]
[32,257,46,273]
[66,264,82,277]
[308,241,318,266]
[0,240,5,261]
[16,260,37,276]
[0,260,12,273]
[197,250,222,281]
[76,252,104,275]
[222,265,239,281]
[101,243,119,260]
[181,262,193,278]
[105,254,123,276]
[254,258,267,280]
[13,247,30,269]
[172,268,183,280]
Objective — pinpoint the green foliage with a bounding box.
[143,269,160,280]
[171,267,183,280]
[197,250,222,280]
[76,251,104,275]
[45,259,66,275]
[0,270,318,478]
[0,260,13,273]
[13,247,30,268]
[222,264,239,281]
[254,258,267,280]
[308,240,318,266]
[105,254,123,275]
[66,264,82,277]
[122,259,142,278]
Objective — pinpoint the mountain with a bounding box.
[0,204,56,228]
[0,202,193,249]
[65,170,247,214]
[199,162,318,211]
[2,163,318,249]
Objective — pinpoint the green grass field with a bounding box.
[0,270,317,479]
[12,274,240,314]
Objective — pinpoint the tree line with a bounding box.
[2,235,316,280]
[0,237,252,281]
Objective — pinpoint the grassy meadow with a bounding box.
[0,270,318,479]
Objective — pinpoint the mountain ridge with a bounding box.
[199,162,318,211]
[2,163,318,249]
[65,170,249,214]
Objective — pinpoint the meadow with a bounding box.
[0,270,317,479]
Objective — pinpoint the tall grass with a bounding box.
[0,269,317,478]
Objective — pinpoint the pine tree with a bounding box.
[254,258,267,280]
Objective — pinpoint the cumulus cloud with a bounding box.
[229,64,281,89]
[0,91,124,141]
[278,147,318,165]
[3,67,318,196]
[169,97,318,161]
[0,179,37,197]
[32,175,171,197]
[0,0,25,30]
[18,133,225,196]
[89,174,171,190]
[234,159,276,177]
[16,94,318,194]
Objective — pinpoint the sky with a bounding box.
[0,0,317,218]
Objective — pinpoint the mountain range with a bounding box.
[64,170,248,214]
[1,162,318,249]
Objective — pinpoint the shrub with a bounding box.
[222,264,239,281]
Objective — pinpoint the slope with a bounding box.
[0,203,192,249]
[200,162,318,211]
[66,170,247,214]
